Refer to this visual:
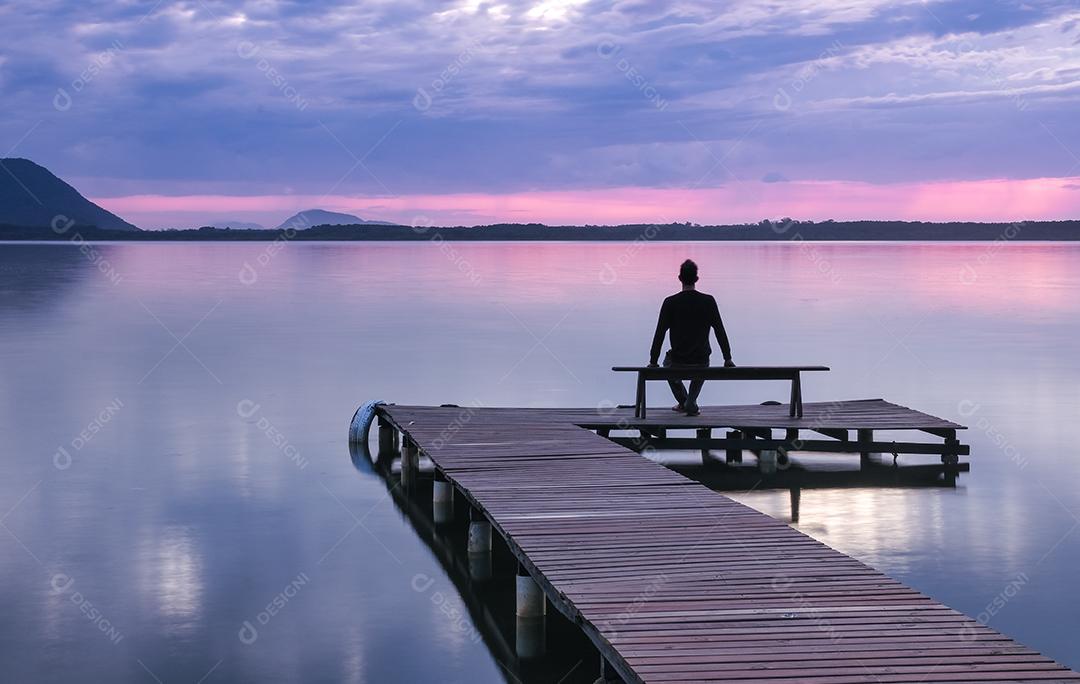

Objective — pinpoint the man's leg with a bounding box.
[684,362,708,415]
[663,353,688,407]
[686,378,705,406]
[668,379,689,406]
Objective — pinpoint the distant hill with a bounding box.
[207,220,265,230]
[0,158,138,231]
[5,219,1079,242]
[275,209,397,230]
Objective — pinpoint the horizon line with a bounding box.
[90,176,1080,230]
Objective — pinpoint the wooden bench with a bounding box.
[612,365,830,419]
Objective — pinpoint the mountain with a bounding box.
[207,220,265,230]
[0,158,138,231]
[274,209,397,230]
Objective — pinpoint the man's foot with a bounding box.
[684,402,700,416]
[672,404,686,413]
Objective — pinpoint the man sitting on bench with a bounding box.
[648,260,735,416]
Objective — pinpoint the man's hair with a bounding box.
[678,259,699,285]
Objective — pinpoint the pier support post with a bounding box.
[515,565,546,618]
[780,428,797,466]
[432,470,453,526]
[942,432,960,465]
[515,613,546,659]
[758,429,779,474]
[697,427,711,461]
[759,447,778,475]
[597,655,625,683]
[467,507,492,581]
[515,564,547,658]
[378,417,397,458]
[400,438,419,489]
[790,487,801,523]
[858,429,873,468]
[725,430,742,463]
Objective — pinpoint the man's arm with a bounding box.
[649,302,668,366]
[711,298,734,365]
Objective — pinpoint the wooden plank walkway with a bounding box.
[572,398,964,431]
[376,403,1077,683]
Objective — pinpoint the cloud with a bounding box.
[0,0,1077,223]
[812,79,1080,109]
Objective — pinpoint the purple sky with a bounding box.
[3,0,1080,228]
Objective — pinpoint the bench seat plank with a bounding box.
[613,366,830,419]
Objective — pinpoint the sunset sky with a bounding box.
[3,0,1080,228]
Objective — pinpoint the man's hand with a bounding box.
[724,358,736,368]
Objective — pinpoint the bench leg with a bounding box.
[636,374,647,419]
[789,375,803,418]
[796,374,803,418]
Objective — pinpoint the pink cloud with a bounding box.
[94,176,1080,229]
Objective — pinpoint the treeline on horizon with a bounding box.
[2,219,1077,241]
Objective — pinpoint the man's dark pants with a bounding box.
[663,351,708,408]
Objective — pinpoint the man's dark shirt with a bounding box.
[650,290,732,365]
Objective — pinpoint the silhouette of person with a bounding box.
[649,260,734,416]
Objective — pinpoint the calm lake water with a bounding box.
[2,241,1078,682]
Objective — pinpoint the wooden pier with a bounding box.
[359,399,1077,683]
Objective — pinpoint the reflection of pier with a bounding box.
[667,456,969,522]
[352,402,1080,684]
[348,441,599,684]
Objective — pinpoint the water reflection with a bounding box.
[661,451,966,524]
[2,241,1080,678]
[139,527,204,629]
[0,244,92,315]
[348,440,600,684]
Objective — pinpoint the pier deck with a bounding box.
[371,400,1076,683]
